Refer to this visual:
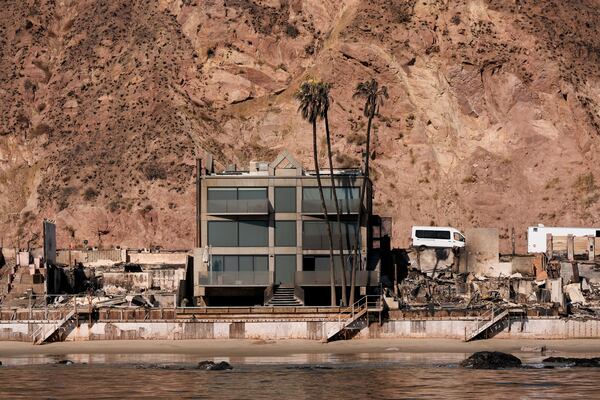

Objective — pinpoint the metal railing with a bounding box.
[198,271,274,286]
[328,294,383,339]
[302,199,360,214]
[207,199,269,214]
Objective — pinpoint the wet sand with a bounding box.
[1,338,600,357]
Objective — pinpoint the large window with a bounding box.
[211,255,268,272]
[302,221,358,250]
[207,187,268,213]
[208,187,267,200]
[239,220,269,247]
[275,220,296,247]
[208,220,268,247]
[274,187,296,213]
[207,221,238,247]
[302,187,360,213]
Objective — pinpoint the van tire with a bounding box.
[418,245,426,252]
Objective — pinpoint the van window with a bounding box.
[415,230,450,240]
[453,232,465,242]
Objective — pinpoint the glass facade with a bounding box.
[207,221,238,247]
[207,187,268,214]
[208,187,267,200]
[275,220,296,247]
[302,220,358,250]
[238,220,268,247]
[208,220,268,247]
[302,187,360,213]
[211,255,268,271]
[274,187,296,213]
[275,255,297,284]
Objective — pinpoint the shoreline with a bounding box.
[2,338,600,358]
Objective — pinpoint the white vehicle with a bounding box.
[411,226,466,249]
[527,225,600,253]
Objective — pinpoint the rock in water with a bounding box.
[460,352,522,369]
[543,357,600,367]
[197,361,233,371]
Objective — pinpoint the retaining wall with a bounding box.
[2,317,600,342]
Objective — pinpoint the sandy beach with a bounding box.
[1,338,600,358]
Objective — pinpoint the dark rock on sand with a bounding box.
[460,351,522,369]
[197,361,233,371]
[543,357,600,367]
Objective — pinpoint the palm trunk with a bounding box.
[312,120,337,306]
[324,114,347,306]
[349,114,373,305]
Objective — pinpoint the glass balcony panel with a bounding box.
[198,271,274,286]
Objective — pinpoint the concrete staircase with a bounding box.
[265,287,303,306]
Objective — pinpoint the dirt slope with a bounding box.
[1,0,599,252]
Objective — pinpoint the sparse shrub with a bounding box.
[83,187,99,201]
[107,200,121,213]
[451,15,461,25]
[335,153,358,169]
[544,177,559,190]
[57,187,76,211]
[284,23,299,38]
[573,172,596,193]
[31,122,52,137]
[144,162,167,180]
[393,1,416,23]
[462,174,477,184]
[65,225,76,238]
[346,131,367,145]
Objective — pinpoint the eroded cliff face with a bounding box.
[1,0,599,251]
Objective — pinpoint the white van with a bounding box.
[411,226,466,249]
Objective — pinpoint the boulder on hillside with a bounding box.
[460,351,522,369]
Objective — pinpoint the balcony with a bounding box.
[302,234,358,250]
[302,199,360,215]
[198,271,274,287]
[294,270,379,286]
[207,199,270,215]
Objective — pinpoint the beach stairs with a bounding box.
[265,286,303,306]
[326,295,384,342]
[32,309,77,345]
[465,307,525,342]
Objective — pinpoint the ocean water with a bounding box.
[0,352,597,399]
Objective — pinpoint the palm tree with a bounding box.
[350,79,389,304]
[295,80,337,306]
[319,83,348,306]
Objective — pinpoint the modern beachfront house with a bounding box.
[192,151,379,306]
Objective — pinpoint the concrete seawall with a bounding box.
[2,317,600,342]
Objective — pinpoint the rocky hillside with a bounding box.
[1,0,599,252]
